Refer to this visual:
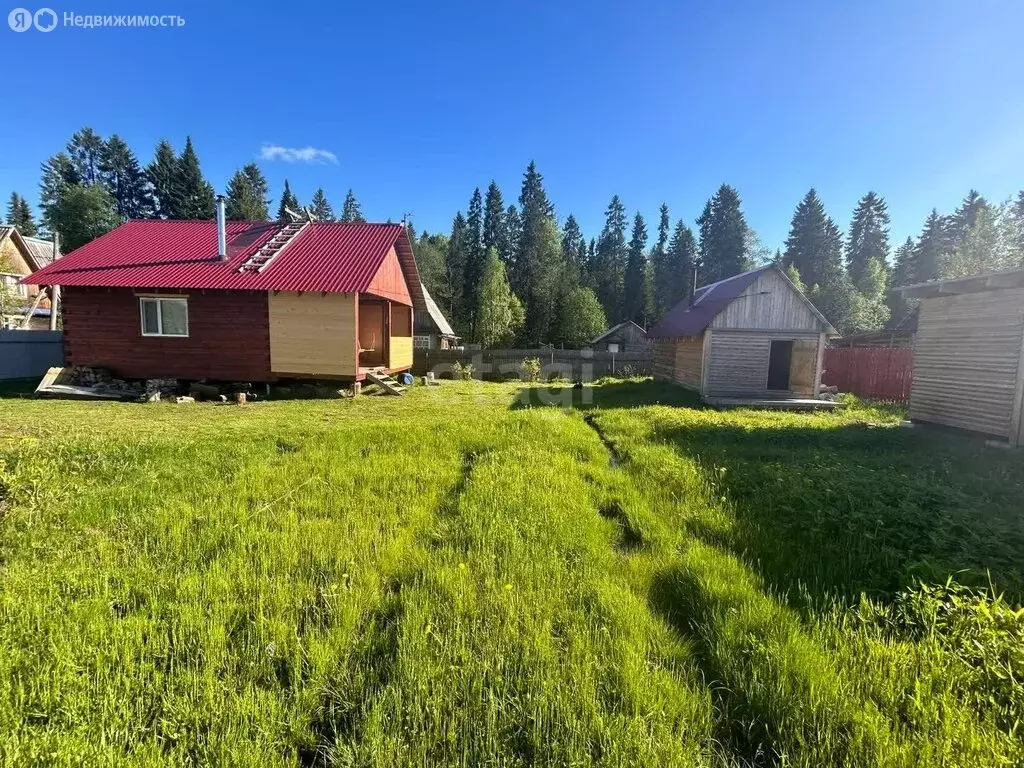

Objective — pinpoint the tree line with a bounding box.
[5,127,368,254]
[6,128,1024,344]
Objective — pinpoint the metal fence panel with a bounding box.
[0,331,64,380]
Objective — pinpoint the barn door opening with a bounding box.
[767,340,793,391]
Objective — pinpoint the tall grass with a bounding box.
[0,380,1020,766]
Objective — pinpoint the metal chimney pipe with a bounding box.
[215,195,227,260]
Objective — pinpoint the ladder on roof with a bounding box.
[237,221,308,273]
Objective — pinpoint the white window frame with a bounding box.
[139,296,189,338]
[413,335,431,350]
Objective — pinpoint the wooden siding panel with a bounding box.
[711,270,822,331]
[910,289,1024,438]
[269,292,357,377]
[389,304,413,370]
[706,333,770,395]
[652,337,702,389]
[366,247,413,305]
[706,330,821,396]
[62,286,272,380]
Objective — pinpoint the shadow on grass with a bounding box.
[658,420,1024,603]
[649,567,780,766]
[511,378,705,411]
[0,378,38,399]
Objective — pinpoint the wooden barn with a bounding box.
[588,320,649,354]
[648,264,837,401]
[26,200,424,384]
[898,268,1024,445]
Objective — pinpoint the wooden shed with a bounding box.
[898,268,1024,445]
[588,320,650,354]
[648,264,837,401]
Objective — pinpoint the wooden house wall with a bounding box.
[269,291,357,377]
[0,234,43,305]
[366,247,413,305]
[705,330,820,396]
[710,269,822,331]
[652,336,703,389]
[62,286,272,380]
[389,304,413,370]
[910,288,1024,440]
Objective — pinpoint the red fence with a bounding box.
[823,347,914,403]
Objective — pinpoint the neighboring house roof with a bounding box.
[648,263,837,338]
[896,267,1024,299]
[23,235,62,268]
[589,320,646,345]
[26,220,424,311]
[0,226,61,272]
[420,283,457,337]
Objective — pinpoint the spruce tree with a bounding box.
[67,127,105,187]
[1009,191,1024,264]
[696,184,748,284]
[949,190,988,245]
[650,203,671,315]
[665,220,696,310]
[887,237,916,327]
[913,209,950,283]
[100,135,152,220]
[514,162,561,342]
[783,188,839,289]
[845,191,890,292]
[482,181,507,255]
[445,212,468,323]
[593,195,627,320]
[40,152,80,227]
[309,188,334,221]
[783,189,853,330]
[340,189,365,223]
[174,137,215,219]
[277,179,301,221]
[462,188,486,335]
[502,204,520,270]
[6,193,38,235]
[416,232,449,306]
[623,212,648,324]
[225,164,271,221]
[146,140,180,219]
[560,214,586,279]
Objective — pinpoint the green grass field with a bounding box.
[1,379,1021,767]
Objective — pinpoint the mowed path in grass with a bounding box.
[0,380,1021,767]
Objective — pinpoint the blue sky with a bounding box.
[3,0,1022,252]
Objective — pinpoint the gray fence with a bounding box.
[0,331,64,380]
[414,347,652,380]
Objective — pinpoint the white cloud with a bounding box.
[259,144,338,164]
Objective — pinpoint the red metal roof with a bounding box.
[26,220,410,295]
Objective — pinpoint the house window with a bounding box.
[139,297,189,337]
[414,335,431,350]
[1,274,28,299]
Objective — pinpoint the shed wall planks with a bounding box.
[652,336,702,389]
[705,331,820,396]
[910,288,1024,439]
[269,291,357,377]
[711,269,822,331]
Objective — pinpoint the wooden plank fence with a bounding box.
[414,348,652,380]
[823,346,913,402]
